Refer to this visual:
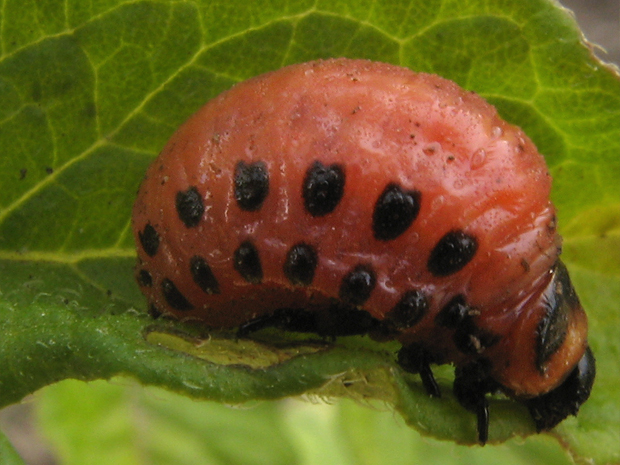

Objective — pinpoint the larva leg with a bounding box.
[397,344,441,398]
[237,308,317,338]
[453,360,499,444]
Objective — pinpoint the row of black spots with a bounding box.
[233,162,478,278]
[232,240,432,332]
[175,159,346,227]
[139,226,479,326]
[232,238,378,308]
[234,239,317,287]
[235,159,347,217]
[140,243,438,341]
[171,165,478,278]
[176,161,432,246]
[435,295,500,355]
[235,159,425,242]
[304,162,422,242]
[137,258,220,311]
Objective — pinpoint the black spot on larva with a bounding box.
[372,183,421,241]
[387,290,428,330]
[435,294,470,329]
[536,261,574,372]
[428,230,478,276]
[148,304,162,319]
[176,186,204,228]
[234,161,269,211]
[339,264,376,306]
[137,269,153,287]
[303,161,345,216]
[139,223,160,257]
[284,243,318,286]
[233,240,263,284]
[190,256,220,295]
[161,278,193,311]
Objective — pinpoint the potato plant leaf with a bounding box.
[1,0,618,462]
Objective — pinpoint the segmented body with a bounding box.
[132,59,594,443]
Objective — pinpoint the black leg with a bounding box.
[476,397,489,445]
[453,359,498,445]
[237,308,319,338]
[397,344,441,398]
[237,305,381,339]
[237,312,282,338]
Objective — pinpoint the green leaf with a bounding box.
[37,379,298,465]
[0,429,26,465]
[1,0,618,463]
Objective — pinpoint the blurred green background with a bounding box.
[1,378,581,465]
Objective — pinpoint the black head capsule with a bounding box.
[526,346,596,432]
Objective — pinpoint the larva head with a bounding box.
[491,261,594,419]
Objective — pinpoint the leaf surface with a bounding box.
[1,0,618,462]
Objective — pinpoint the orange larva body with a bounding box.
[132,59,594,443]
